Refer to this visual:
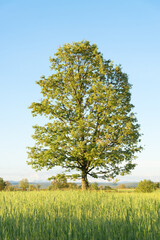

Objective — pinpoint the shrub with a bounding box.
[136,180,156,193]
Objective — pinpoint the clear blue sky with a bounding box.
[0,0,160,182]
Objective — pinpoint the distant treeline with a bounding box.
[1,177,160,192]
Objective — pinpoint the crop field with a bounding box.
[0,191,160,240]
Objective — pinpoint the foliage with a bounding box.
[117,184,126,189]
[5,185,15,191]
[98,185,104,190]
[28,184,36,191]
[49,173,67,183]
[89,182,99,190]
[136,180,156,193]
[4,181,11,188]
[0,178,6,191]
[1,191,160,239]
[27,40,142,190]
[36,184,41,190]
[67,182,78,189]
[155,182,160,188]
[49,174,69,189]
[48,174,79,190]
[104,185,112,190]
[19,178,29,191]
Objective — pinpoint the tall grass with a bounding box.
[0,191,160,240]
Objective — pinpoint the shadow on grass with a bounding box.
[0,213,159,240]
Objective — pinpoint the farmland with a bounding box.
[0,190,160,240]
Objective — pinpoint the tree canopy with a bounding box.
[27,40,142,190]
[19,178,29,191]
[136,180,156,193]
[0,178,6,191]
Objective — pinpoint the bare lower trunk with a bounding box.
[81,171,89,190]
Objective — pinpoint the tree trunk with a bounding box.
[81,171,89,190]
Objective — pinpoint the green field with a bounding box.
[0,190,160,240]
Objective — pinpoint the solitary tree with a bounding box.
[136,180,156,193]
[19,178,29,191]
[27,41,142,190]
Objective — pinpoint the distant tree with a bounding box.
[19,178,29,191]
[27,40,142,190]
[48,185,53,190]
[136,180,156,193]
[6,185,15,191]
[67,182,78,189]
[104,185,112,190]
[4,181,11,190]
[36,184,41,190]
[49,174,68,189]
[28,184,36,191]
[117,184,126,189]
[89,182,99,190]
[0,178,6,191]
[155,182,160,189]
[98,185,104,190]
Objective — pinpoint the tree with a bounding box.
[19,178,29,191]
[99,185,104,190]
[0,178,6,191]
[27,40,142,190]
[4,181,11,190]
[117,184,126,189]
[49,173,68,189]
[6,185,15,191]
[89,182,98,190]
[28,184,36,191]
[104,185,112,190]
[136,180,156,193]
[155,182,160,189]
[36,184,41,190]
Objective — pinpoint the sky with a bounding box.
[0,0,160,183]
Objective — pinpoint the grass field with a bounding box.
[0,190,160,240]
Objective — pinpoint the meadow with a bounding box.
[0,190,160,240]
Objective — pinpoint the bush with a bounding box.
[136,180,156,193]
